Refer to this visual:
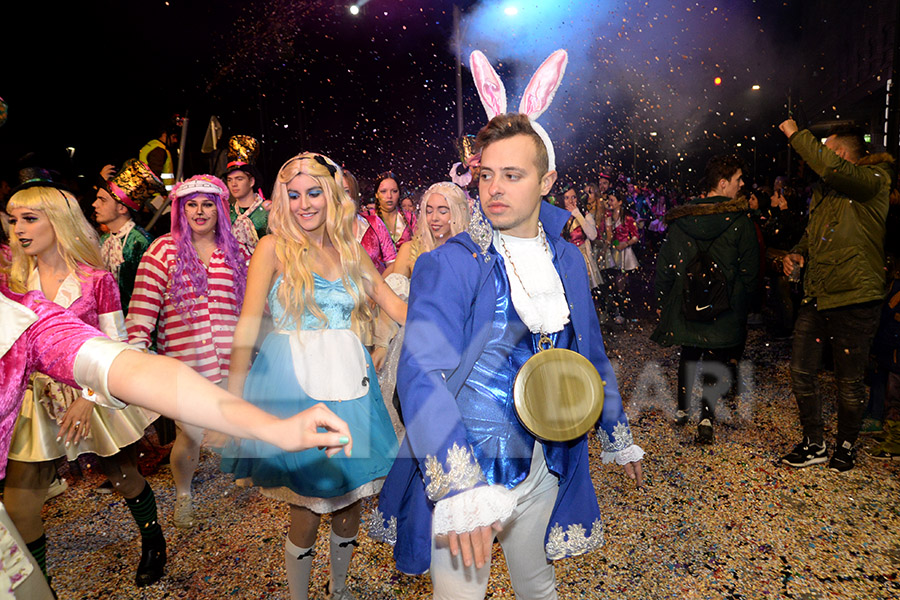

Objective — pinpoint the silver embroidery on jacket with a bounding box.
[597,421,633,453]
[368,508,398,547]
[424,442,485,501]
[467,200,493,257]
[545,518,604,560]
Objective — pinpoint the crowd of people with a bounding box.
[0,50,898,600]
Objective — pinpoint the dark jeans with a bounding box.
[770,272,801,335]
[677,344,744,421]
[790,301,881,445]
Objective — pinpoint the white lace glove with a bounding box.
[600,444,645,466]
[431,485,518,536]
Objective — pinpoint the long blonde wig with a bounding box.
[268,152,372,334]
[413,182,470,253]
[7,186,103,293]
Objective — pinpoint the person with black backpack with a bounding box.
[651,155,759,443]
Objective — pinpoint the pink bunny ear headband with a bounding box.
[469,49,568,172]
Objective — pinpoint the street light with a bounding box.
[349,5,359,15]
[751,84,760,91]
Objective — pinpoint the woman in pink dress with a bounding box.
[561,185,603,291]
[4,183,165,588]
[603,188,640,324]
[343,169,396,274]
[1,261,353,600]
[374,171,417,247]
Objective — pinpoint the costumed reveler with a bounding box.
[126,175,248,529]
[374,171,417,246]
[371,50,644,599]
[223,135,270,255]
[220,152,406,600]
[603,187,640,324]
[93,159,162,314]
[3,181,164,588]
[373,181,471,435]
[1,251,352,600]
[561,183,604,292]
[343,169,397,274]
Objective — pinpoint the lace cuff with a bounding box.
[600,444,645,465]
[432,485,517,536]
[596,421,635,453]
[424,443,485,501]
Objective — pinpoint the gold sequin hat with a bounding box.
[456,135,477,165]
[224,135,261,179]
[104,159,166,211]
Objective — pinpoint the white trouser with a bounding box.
[430,444,559,600]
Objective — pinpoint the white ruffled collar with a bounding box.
[493,228,570,334]
[110,218,135,240]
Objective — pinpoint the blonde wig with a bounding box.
[413,182,470,253]
[7,186,103,293]
[268,152,372,334]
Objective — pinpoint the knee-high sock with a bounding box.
[26,534,48,579]
[285,535,315,600]
[329,530,358,593]
[124,482,164,544]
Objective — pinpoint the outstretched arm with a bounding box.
[104,349,351,455]
[781,121,887,201]
[15,289,352,456]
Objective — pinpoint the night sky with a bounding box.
[0,1,819,195]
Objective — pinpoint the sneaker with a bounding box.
[45,477,68,501]
[94,479,114,494]
[866,444,900,461]
[781,438,828,467]
[697,418,714,444]
[674,410,689,426]
[173,495,196,529]
[829,440,855,472]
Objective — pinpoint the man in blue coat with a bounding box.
[372,113,644,599]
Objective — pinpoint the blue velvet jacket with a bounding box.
[371,202,635,575]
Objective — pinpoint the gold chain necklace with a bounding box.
[498,222,550,298]
[498,222,553,343]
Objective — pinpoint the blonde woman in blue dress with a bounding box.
[222,152,406,600]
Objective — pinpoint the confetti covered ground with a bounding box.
[38,281,900,599]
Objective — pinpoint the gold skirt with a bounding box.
[8,373,158,462]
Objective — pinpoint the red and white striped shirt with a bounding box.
[126,235,243,383]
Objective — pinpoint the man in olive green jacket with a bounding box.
[780,119,895,472]
[652,155,759,443]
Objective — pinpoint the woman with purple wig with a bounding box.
[126,175,248,529]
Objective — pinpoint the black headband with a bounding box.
[312,154,337,178]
